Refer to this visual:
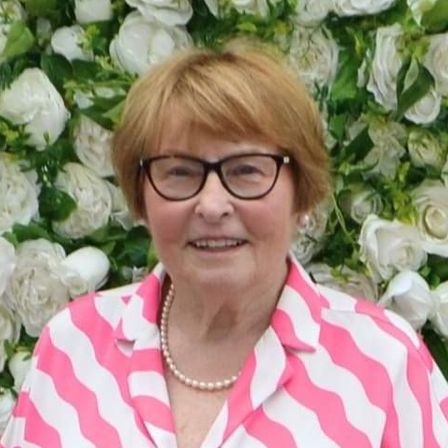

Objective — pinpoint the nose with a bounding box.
[194,172,234,222]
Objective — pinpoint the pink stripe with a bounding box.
[441,397,448,418]
[245,406,297,447]
[271,309,315,351]
[287,356,372,447]
[224,352,257,439]
[132,396,174,432]
[13,392,62,448]
[355,302,439,446]
[321,320,400,446]
[137,275,162,324]
[36,329,122,447]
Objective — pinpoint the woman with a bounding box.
[1,44,447,448]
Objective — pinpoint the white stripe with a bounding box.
[224,426,267,447]
[1,416,26,447]
[94,292,130,328]
[201,402,228,448]
[300,345,385,445]
[30,370,96,448]
[317,285,358,311]
[324,311,424,448]
[144,425,176,448]
[263,389,339,447]
[48,310,149,447]
[129,371,169,406]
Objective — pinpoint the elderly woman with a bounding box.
[1,44,448,448]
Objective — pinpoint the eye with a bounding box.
[227,163,263,177]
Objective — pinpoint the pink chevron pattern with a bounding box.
[2,255,448,447]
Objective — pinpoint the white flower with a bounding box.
[62,246,110,292]
[74,0,113,24]
[50,25,93,62]
[0,389,16,434]
[308,263,378,302]
[52,163,112,239]
[0,68,70,149]
[0,155,39,234]
[294,0,332,26]
[442,157,448,187]
[432,281,448,337]
[0,237,15,297]
[379,271,433,330]
[8,351,31,392]
[125,0,193,25]
[367,24,404,111]
[407,0,437,25]
[2,239,84,337]
[404,88,441,125]
[407,129,446,170]
[35,17,52,46]
[359,214,427,281]
[291,200,331,265]
[109,11,192,76]
[106,182,136,230]
[412,180,448,257]
[424,33,448,96]
[288,26,339,93]
[332,0,396,16]
[339,184,383,224]
[73,85,126,110]
[0,305,20,371]
[73,116,114,177]
[0,0,26,63]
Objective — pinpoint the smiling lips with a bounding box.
[189,238,247,249]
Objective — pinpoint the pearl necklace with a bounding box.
[160,284,239,391]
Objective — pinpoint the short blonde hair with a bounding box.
[113,42,331,219]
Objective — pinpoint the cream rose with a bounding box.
[51,25,93,62]
[339,184,383,224]
[0,68,70,149]
[294,0,332,25]
[359,214,427,282]
[379,271,433,330]
[424,33,448,96]
[8,350,32,392]
[367,24,404,111]
[73,116,114,177]
[308,263,378,302]
[106,182,136,230]
[0,155,39,234]
[126,0,193,25]
[408,129,446,170]
[432,281,448,337]
[52,163,113,239]
[412,180,448,257]
[288,26,339,93]
[0,305,20,371]
[2,239,85,337]
[74,0,113,24]
[0,237,15,297]
[332,0,396,16]
[0,389,15,434]
[0,0,26,63]
[109,11,192,76]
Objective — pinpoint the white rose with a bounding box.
[2,239,84,337]
[52,163,112,239]
[442,157,448,187]
[291,200,331,265]
[73,85,126,110]
[62,246,110,292]
[50,25,93,62]
[106,182,136,230]
[35,17,52,46]
[339,184,383,224]
[367,24,404,111]
[109,12,192,76]
[359,214,427,282]
[0,237,15,297]
[0,305,20,371]
[332,0,396,16]
[73,116,114,177]
[0,155,39,234]
[407,0,437,25]
[294,0,332,26]
[404,88,441,125]
[8,351,32,392]
[0,68,70,149]
[308,263,378,302]
[126,0,193,25]
[0,0,26,63]
[288,26,339,93]
[412,180,448,256]
[432,281,448,337]
[424,33,448,96]
[74,0,113,24]
[407,129,446,170]
[379,271,433,330]
[0,389,16,434]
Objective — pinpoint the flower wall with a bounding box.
[1,0,448,431]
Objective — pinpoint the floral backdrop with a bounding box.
[0,0,448,432]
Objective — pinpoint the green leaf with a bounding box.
[330,50,359,103]
[40,54,73,92]
[11,223,51,242]
[342,126,374,163]
[396,63,434,121]
[40,188,77,222]
[421,0,448,32]
[422,326,448,380]
[23,0,58,17]
[2,22,35,60]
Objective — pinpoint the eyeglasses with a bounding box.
[139,153,291,201]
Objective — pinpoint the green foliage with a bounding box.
[421,0,448,32]
[2,22,35,60]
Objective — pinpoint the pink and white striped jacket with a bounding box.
[2,255,448,447]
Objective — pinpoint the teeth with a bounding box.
[192,239,245,249]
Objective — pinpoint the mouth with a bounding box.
[188,238,247,251]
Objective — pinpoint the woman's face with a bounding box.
[142,118,300,293]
